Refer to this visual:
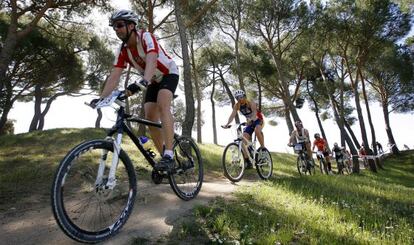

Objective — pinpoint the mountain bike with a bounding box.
[221,123,273,182]
[51,90,203,243]
[336,150,352,175]
[290,143,315,175]
[315,150,329,174]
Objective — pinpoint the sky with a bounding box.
[7,0,414,153]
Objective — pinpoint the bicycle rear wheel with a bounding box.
[255,148,273,180]
[51,140,136,243]
[169,136,203,201]
[222,142,245,182]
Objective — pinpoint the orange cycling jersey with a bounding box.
[313,138,327,151]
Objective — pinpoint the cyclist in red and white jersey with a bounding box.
[92,10,178,171]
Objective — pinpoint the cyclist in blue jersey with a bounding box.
[223,90,266,168]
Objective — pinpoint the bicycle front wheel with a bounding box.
[51,140,137,243]
[222,142,245,182]
[169,136,203,201]
[255,148,273,180]
[297,157,307,176]
[320,158,328,174]
[308,160,316,175]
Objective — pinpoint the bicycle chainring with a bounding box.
[151,170,164,184]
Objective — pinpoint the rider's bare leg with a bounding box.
[242,132,251,159]
[254,125,265,148]
[144,102,163,154]
[157,89,174,154]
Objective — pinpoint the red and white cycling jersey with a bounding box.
[113,30,179,82]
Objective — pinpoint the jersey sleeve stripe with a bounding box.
[143,32,159,54]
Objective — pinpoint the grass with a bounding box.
[1,129,413,244]
[0,128,107,210]
[189,151,414,244]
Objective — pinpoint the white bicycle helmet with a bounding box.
[234,89,246,99]
[109,10,139,26]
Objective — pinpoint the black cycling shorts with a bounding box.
[144,74,179,103]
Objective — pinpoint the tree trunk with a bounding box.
[219,71,240,124]
[29,84,42,132]
[190,41,202,143]
[210,74,217,145]
[360,69,383,169]
[382,101,399,154]
[339,64,346,147]
[37,92,64,130]
[0,104,12,135]
[0,78,16,134]
[0,93,13,135]
[234,33,245,91]
[175,0,195,137]
[354,69,376,172]
[322,72,360,172]
[284,82,300,123]
[343,120,361,150]
[332,95,360,173]
[256,72,262,111]
[306,81,328,146]
[283,103,294,135]
[0,31,18,95]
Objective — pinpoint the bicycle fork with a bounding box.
[96,134,122,190]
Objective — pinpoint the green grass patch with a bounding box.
[1,129,413,244]
[193,151,414,244]
[0,128,107,210]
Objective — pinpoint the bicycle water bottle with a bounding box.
[138,136,156,158]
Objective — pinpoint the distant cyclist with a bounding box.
[375,141,384,154]
[332,142,348,171]
[288,120,313,165]
[312,133,333,174]
[223,90,265,168]
[359,143,368,167]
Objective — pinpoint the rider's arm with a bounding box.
[100,67,124,98]
[304,129,310,142]
[250,101,258,120]
[225,104,238,126]
[312,141,315,151]
[288,130,296,145]
[143,52,157,82]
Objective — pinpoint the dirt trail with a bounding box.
[0,175,253,245]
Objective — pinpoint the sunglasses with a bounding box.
[112,23,126,30]
[235,95,245,100]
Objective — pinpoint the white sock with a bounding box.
[164,150,173,158]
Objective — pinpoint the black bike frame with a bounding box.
[105,105,176,168]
